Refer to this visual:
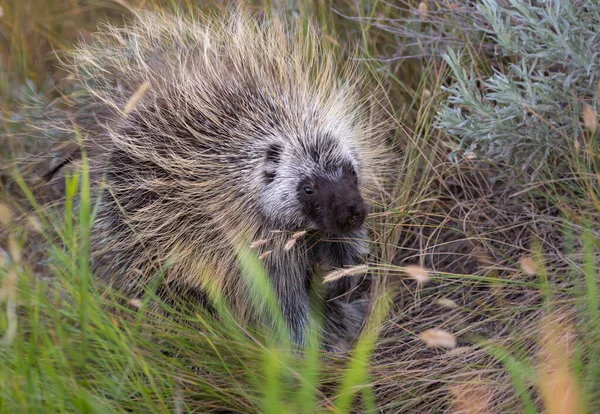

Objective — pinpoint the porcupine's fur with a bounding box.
[55,9,392,348]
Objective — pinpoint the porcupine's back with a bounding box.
[62,9,390,307]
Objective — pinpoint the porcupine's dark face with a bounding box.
[260,138,368,235]
[296,163,368,234]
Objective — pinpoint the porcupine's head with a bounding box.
[258,132,369,235]
[238,17,387,236]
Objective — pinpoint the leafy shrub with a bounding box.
[435,0,600,177]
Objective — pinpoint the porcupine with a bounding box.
[50,9,392,348]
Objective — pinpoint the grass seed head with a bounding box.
[284,238,297,251]
[291,230,307,239]
[419,329,457,349]
[582,104,598,134]
[405,265,430,285]
[323,264,369,283]
[26,215,43,233]
[436,298,459,309]
[284,231,307,251]
[519,256,537,276]
[8,236,21,263]
[250,239,269,249]
[418,2,428,20]
[0,203,13,225]
[258,250,273,260]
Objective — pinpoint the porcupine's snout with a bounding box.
[320,175,368,234]
[298,166,369,234]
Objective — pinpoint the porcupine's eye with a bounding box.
[303,186,315,195]
[345,163,358,184]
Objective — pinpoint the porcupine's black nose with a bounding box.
[310,168,369,234]
[322,176,368,234]
[335,196,367,233]
[348,201,367,228]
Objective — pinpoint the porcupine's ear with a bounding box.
[263,143,282,185]
[264,143,282,164]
